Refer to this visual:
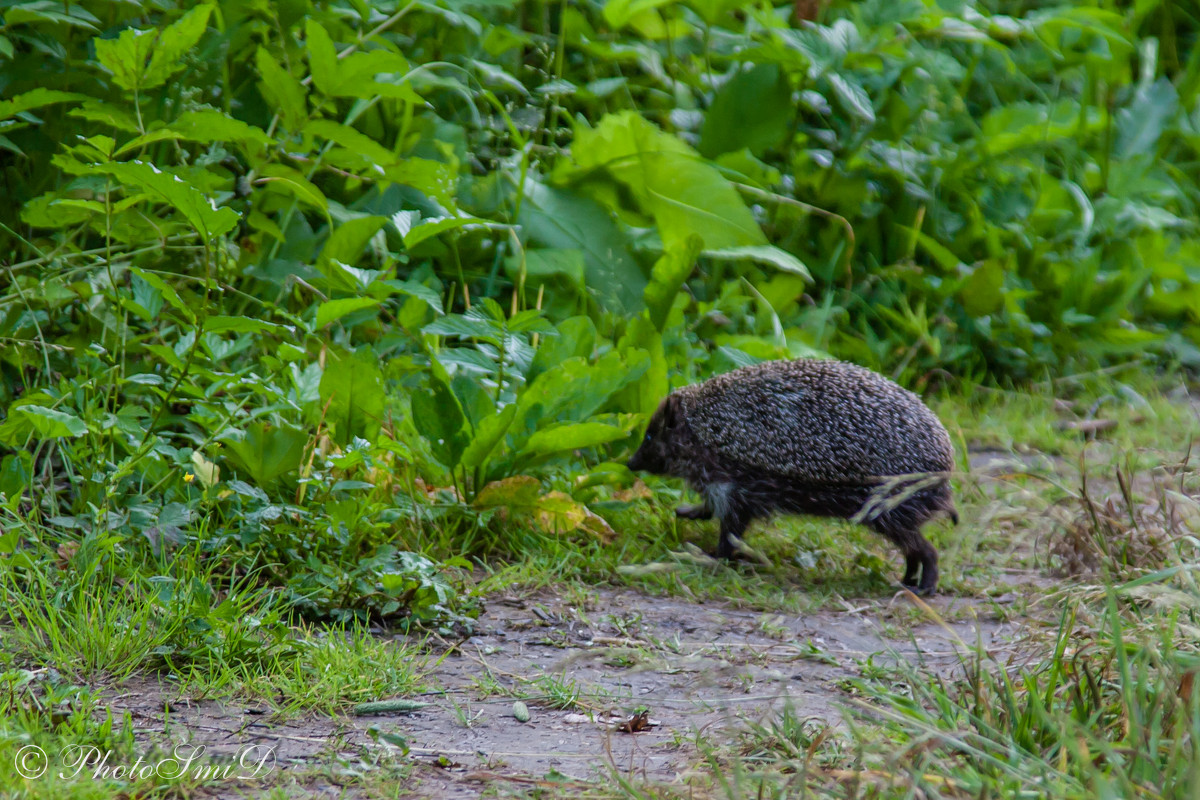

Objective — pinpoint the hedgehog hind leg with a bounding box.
[870,511,940,595]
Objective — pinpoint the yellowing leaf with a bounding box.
[190,451,220,487]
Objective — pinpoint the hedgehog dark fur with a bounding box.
[627,358,957,595]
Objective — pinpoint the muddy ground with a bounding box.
[104,581,1036,798]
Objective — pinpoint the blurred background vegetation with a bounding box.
[0,0,1198,623]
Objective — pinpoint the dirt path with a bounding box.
[105,584,1031,797]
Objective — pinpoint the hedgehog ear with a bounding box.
[662,394,681,430]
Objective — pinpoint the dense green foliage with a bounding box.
[2,0,1199,624]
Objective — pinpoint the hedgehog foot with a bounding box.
[675,503,713,520]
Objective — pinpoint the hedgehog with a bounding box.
[626,358,957,595]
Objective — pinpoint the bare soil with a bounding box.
[103,584,1034,798]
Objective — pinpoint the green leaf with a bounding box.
[102,160,239,241]
[222,421,308,486]
[306,20,340,96]
[0,89,89,121]
[316,298,380,328]
[17,405,88,438]
[960,260,1005,317]
[459,405,518,469]
[95,27,157,92]
[523,421,629,456]
[603,0,673,29]
[519,181,644,312]
[572,112,766,251]
[645,236,702,332]
[320,350,386,447]
[699,64,792,158]
[306,119,397,170]
[259,164,329,218]
[203,316,288,335]
[380,280,444,314]
[168,110,273,147]
[322,216,389,267]
[256,47,308,131]
[411,374,467,469]
[703,245,811,279]
[826,74,875,124]
[144,5,213,89]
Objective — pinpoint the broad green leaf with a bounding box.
[222,421,308,486]
[685,0,744,24]
[703,245,811,279]
[102,160,239,240]
[460,404,518,469]
[519,181,644,312]
[645,236,702,332]
[572,112,766,252]
[699,65,792,158]
[960,260,1005,317]
[0,89,89,121]
[316,298,380,328]
[320,350,386,447]
[527,316,596,382]
[603,0,673,29]
[524,421,629,456]
[16,405,88,438]
[410,374,467,469]
[144,5,214,89]
[256,47,307,130]
[322,216,389,266]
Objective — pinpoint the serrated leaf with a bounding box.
[380,280,444,314]
[144,5,213,89]
[305,20,340,96]
[256,47,307,131]
[16,405,88,438]
[203,316,288,335]
[826,74,875,124]
[305,120,396,171]
[102,160,239,240]
[95,27,157,92]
